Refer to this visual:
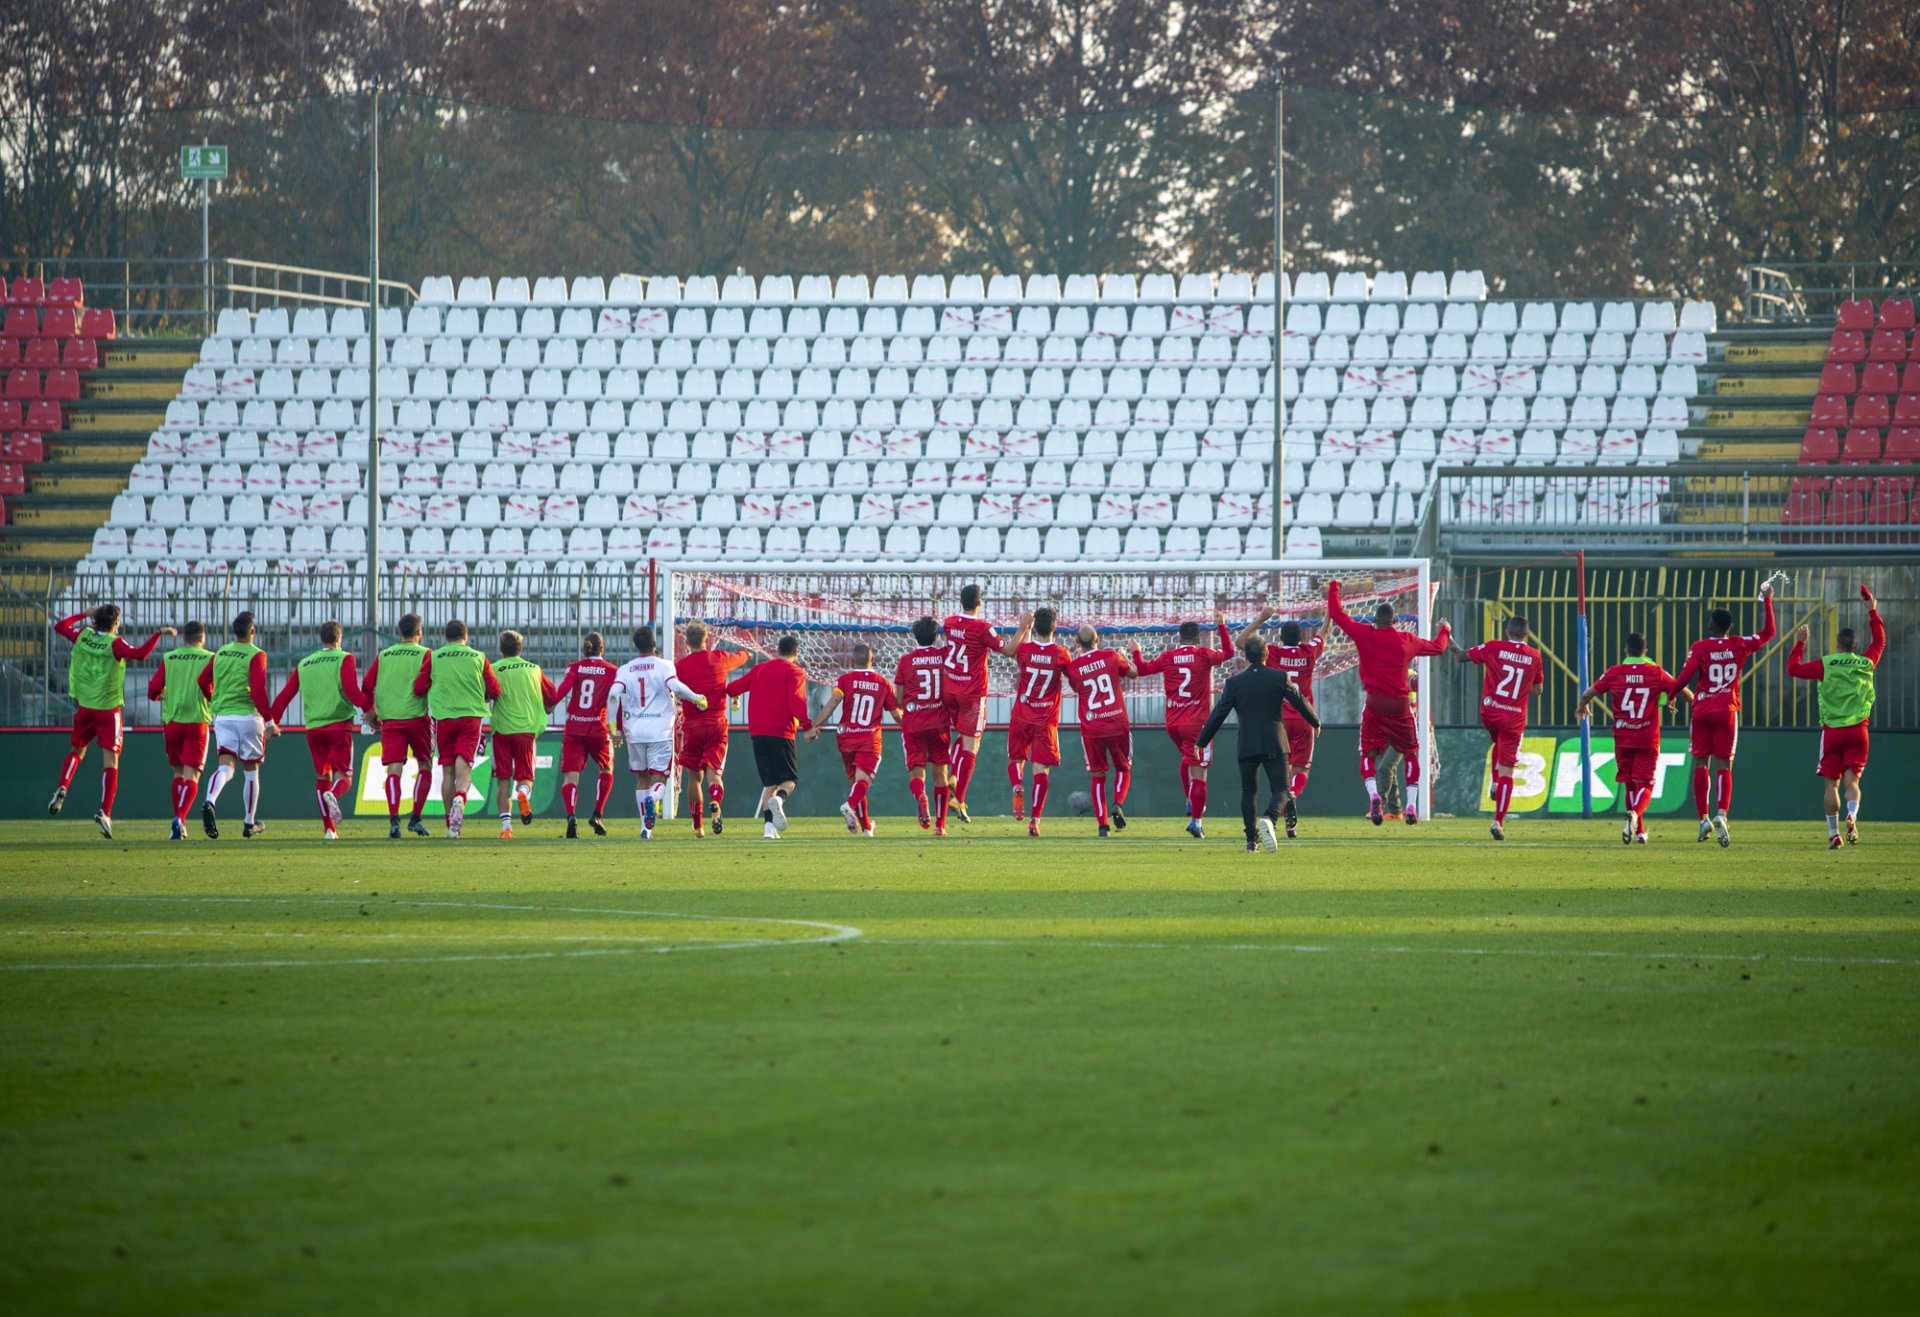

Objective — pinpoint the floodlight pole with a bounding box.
[365,81,382,649]
[1270,74,1286,560]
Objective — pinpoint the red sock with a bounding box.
[909,776,928,807]
[385,774,402,818]
[952,748,977,803]
[58,752,81,790]
[1030,773,1049,818]
[848,778,870,813]
[316,784,333,824]
[1007,761,1023,790]
[1114,768,1131,805]
[412,770,432,817]
[100,767,119,814]
[1289,771,1308,799]
[689,796,703,828]
[1359,753,1375,781]
[1716,768,1733,816]
[172,778,192,822]
[1692,764,1710,817]
[1493,774,1513,823]
[934,784,949,827]
[331,776,352,800]
[594,771,614,815]
[1091,777,1109,826]
[1178,763,1191,800]
[561,783,578,815]
[709,781,724,810]
[1403,749,1422,787]
[1188,779,1207,820]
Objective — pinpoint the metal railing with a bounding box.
[4,255,414,337]
[1741,261,1920,323]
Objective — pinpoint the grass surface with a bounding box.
[3,814,1917,1315]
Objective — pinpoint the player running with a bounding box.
[1671,580,1776,847]
[1064,624,1137,838]
[149,619,211,840]
[1451,614,1545,842]
[426,619,501,840]
[896,616,955,834]
[808,643,902,836]
[1785,586,1885,848]
[942,583,1007,823]
[490,629,556,839]
[1236,610,1326,837]
[1007,608,1065,837]
[267,620,370,840]
[1576,632,1690,845]
[726,635,812,841]
[1131,611,1232,840]
[1325,578,1451,826]
[362,613,437,839]
[675,621,752,836]
[49,603,172,838]
[200,611,279,839]
[609,627,707,839]
[549,632,620,838]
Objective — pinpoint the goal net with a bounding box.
[663,558,1436,819]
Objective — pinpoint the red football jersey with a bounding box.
[894,644,950,733]
[941,613,1003,701]
[834,668,897,742]
[1133,623,1232,723]
[552,656,620,734]
[1673,596,1775,716]
[1012,640,1071,725]
[1591,661,1680,749]
[676,648,751,727]
[1466,639,1545,720]
[1066,648,1131,733]
[1264,635,1325,709]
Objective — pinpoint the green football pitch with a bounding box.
[3,815,1917,1315]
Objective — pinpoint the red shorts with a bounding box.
[1166,716,1212,769]
[1359,697,1420,758]
[838,733,881,779]
[561,727,612,774]
[1007,716,1061,767]
[1689,707,1739,760]
[379,717,433,766]
[677,721,728,772]
[1816,722,1869,779]
[436,716,483,766]
[1081,727,1132,775]
[163,720,208,768]
[902,725,950,770]
[70,706,124,755]
[1612,743,1659,791]
[1481,714,1527,769]
[492,731,538,780]
[944,690,986,740]
[305,722,355,775]
[1284,711,1316,769]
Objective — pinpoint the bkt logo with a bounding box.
[1479,737,1693,815]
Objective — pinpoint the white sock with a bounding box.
[515,779,531,800]
[1827,814,1840,836]
[449,798,464,828]
[1845,800,1859,820]
[242,770,259,823]
[1363,775,1378,797]
[207,763,234,803]
[652,782,667,808]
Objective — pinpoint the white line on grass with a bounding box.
[855,937,1920,968]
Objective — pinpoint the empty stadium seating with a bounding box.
[74,271,1720,577]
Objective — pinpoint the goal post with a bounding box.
[661,558,1436,822]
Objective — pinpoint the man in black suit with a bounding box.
[1197,634,1323,851]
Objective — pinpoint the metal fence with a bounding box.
[1742,261,1920,323]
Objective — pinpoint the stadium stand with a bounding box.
[1783,296,1920,533]
[57,269,1720,583]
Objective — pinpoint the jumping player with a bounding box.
[267,620,370,840]
[362,613,436,839]
[609,627,707,839]
[426,619,501,841]
[1671,580,1776,847]
[675,621,752,836]
[1007,609,1066,836]
[1576,633,1690,845]
[895,616,954,834]
[942,583,1007,822]
[549,632,620,838]
[808,643,902,836]
[1064,624,1137,838]
[1130,610,1232,839]
[1325,578,1451,826]
[200,611,279,839]
[490,630,557,839]
[726,635,811,841]
[149,620,211,840]
[1785,586,1885,848]
[1451,614,1545,841]
[49,604,172,838]
[1237,609,1326,837]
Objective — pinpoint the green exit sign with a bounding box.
[181,145,229,180]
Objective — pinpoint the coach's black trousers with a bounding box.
[1238,752,1291,843]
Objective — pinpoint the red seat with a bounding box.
[1895,393,1920,424]
[45,277,84,309]
[23,338,58,368]
[0,463,23,496]
[5,368,40,399]
[1867,477,1912,524]
[1842,428,1882,463]
[1889,427,1920,463]
[22,400,61,432]
[1800,426,1840,462]
[1853,393,1891,427]
[1880,298,1917,332]
[0,433,44,462]
[1782,477,1827,526]
[1836,299,1875,332]
[1829,330,1867,362]
[0,339,18,368]
[1819,362,1859,394]
[41,368,79,402]
[0,402,19,430]
[59,338,97,370]
[39,306,77,339]
[79,307,116,340]
[2,308,37,339]
[1863,361,1900,394]
[1869,330,1909,362]
[1810,393,1849,425]
[1828,477,1869,524]
[7,278,45,307]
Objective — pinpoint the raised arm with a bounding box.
[113,629,168,661]
[1785,625,1823,682]
[1130,642,1170,676]
[1754,590,1777,646]
[53,611,87,644]
[1211,615,1233,664]
[1010,611,1035,650]
[1325,580,1362,641]
[1233,605,1275,651]
[1409,620,1452,659]
[1864,588,1886,665]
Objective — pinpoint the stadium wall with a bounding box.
[5,728,1914,824]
